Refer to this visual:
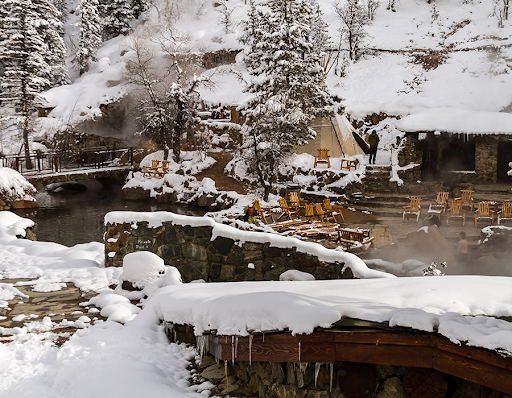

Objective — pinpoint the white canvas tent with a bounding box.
[296,114,368,157]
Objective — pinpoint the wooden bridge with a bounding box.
[1,147,134,189]
[168,320,512,396]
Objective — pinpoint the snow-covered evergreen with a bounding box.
[100,0,134,40]
[75,0,102,75]
[0,0,67,163]
[239,0,341,199]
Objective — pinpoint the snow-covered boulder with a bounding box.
[0,168,38,210]
[119,251,167,291]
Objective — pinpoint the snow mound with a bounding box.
[121,252,166,289]
[0,168,36,202]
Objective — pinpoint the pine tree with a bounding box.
[240,0,341,200]
[33,0,69,86]
[52,0,68,22]
[75,0,102,75]
[99,0,134,40]
[0,0,67,167]
[130,0,148,20]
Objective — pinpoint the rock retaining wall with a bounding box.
[104,212,367,282]
[198,356,504,398]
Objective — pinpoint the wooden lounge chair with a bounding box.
[314,148,330,168]
[323,198,345,222]
[428,191,449,216]
[497,201,512,225]
[304,203,316,222]
[474,201,494,227]
[315,202,337,224]
[288,191,307,213]
[402,196,421,222]
[447,199,465,226]
[337,227,374,251]
[252,200,275,224]
[143,159,161,177]
[275,198,298,221]
[458,189,474,212]
[340,158,359,171]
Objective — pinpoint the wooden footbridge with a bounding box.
[1,147,134,189]
[168,319,512,395]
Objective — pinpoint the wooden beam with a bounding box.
[204,330,512,394]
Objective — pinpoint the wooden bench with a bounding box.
[340,158,359,171]
[314,148,331,168]
[337,227,374,250]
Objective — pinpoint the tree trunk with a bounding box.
[22,117,33,170]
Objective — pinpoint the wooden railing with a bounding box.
[0,147,133,174]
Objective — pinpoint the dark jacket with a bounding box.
[368,132,380,148]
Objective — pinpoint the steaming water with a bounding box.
[13,179,206,247]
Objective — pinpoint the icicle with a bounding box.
[299,362,308,374]
[262,333,265,343]
[329,362,334,392]
[224,360,229,389]
[196,336,207,359]
[231,336,235,364]
[314,363,321,387]
[298,341,301,363]
[249,335,253,365]
[235,336,239,360]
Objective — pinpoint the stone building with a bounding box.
[396,108,512,186]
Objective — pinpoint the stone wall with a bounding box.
[198,356,507,398]
[104,213,361,282]
[398,133,422,183]
[475,135,498,183]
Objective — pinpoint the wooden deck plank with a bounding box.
[202,329,512,394]
[335,343,433,368]
[433,349,512,395]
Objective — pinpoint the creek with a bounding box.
[13,179,206,247]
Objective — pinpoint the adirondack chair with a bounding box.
[402,196,421,222]
[428,191,449,216]
[288,192,307,212]
[497,201,512,225]
[337,227,375,251]
[474,201,494,227]
[340,158,359,171]
[314,148,331,168]
[447,199,466,226]
[458,189,474,212]
[252,200,275,224]
[142,159,161,177]
[275,198,299,221]
[304,203,316,222]
[323,198,345,222]
[315,203,338,224]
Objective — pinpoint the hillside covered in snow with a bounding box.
[2,0,512,155]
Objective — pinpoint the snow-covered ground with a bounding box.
[2,210,512,397]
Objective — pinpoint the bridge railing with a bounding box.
[0,147,133,174]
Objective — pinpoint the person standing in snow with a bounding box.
[368,129,380,165]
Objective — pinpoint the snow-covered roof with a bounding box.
[396,108,512,135]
